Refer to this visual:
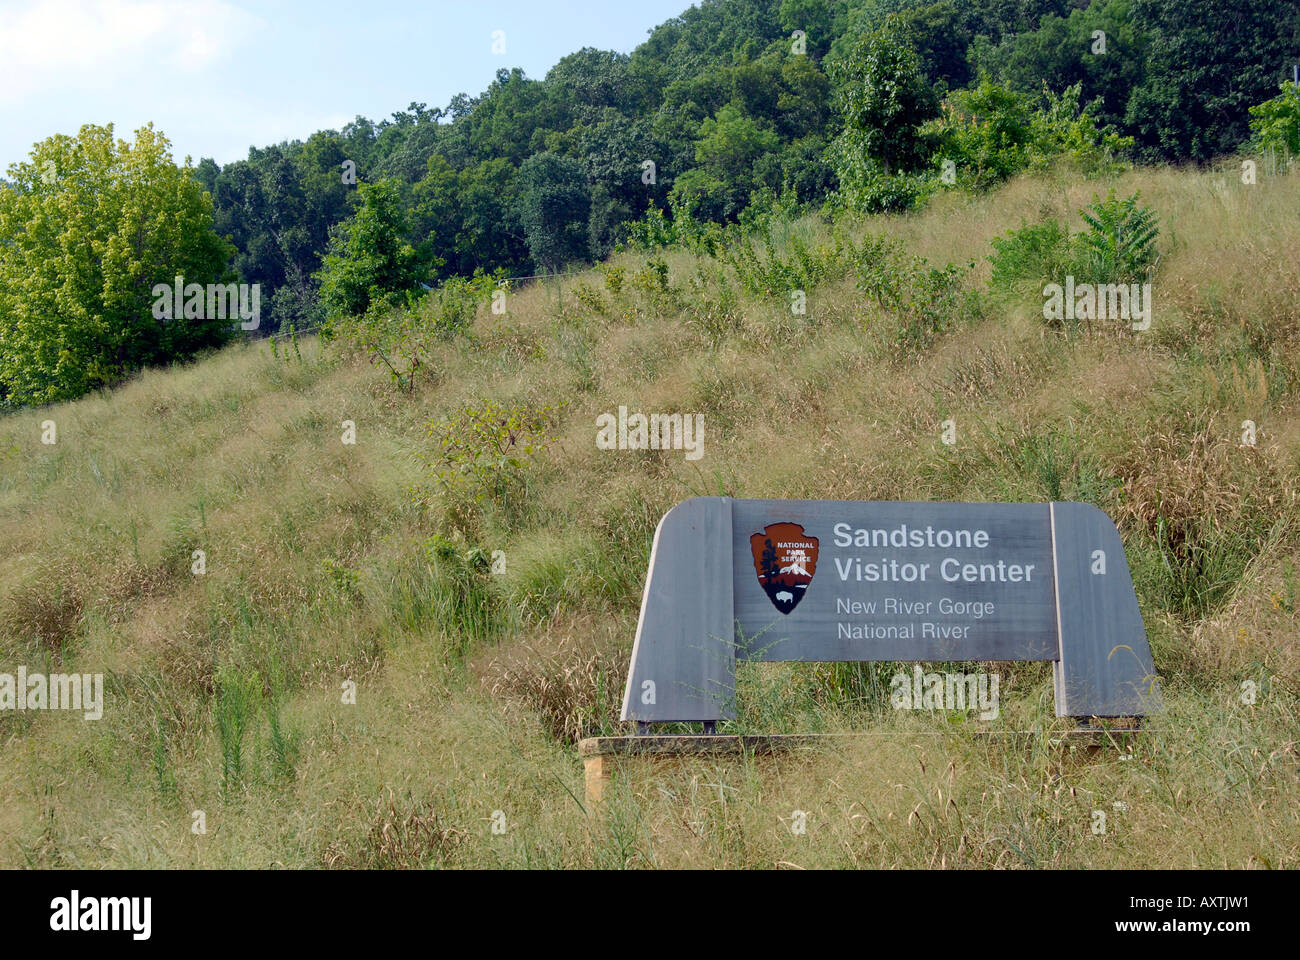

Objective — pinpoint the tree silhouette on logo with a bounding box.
[759,538,780,580]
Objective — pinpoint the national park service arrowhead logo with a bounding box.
[750,522,818,615]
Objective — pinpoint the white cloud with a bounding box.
[0,0,263,102]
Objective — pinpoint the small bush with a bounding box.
[418,399,566,511]
[989,219,1077,293]
[852,234,971,351]
[831,165,932,214]
[721,222,853,297]
[430,275,479,339]
[1078,190,1159,280]
[599,263,625,296]
[988,193,1160,327]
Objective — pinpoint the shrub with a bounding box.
[1028,83,1133,176]
[332,296,432,395]
[599,263,625,296]
[721,222,853,297]
[852,234,971,351]
[430,275,480,340]
[989,219,1080,293]
[932,77,1036,190]
[1078,190,1159,280]
[930,80,1132,191]
[622,201,676,251]
[829,163,934,214]
[682,268,743,344]
[418,399,566,511]
[623,196,724,255]
[988,193,1159,317]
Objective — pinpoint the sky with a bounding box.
[0,0,695,171]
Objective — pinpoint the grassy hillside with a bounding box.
[1,160,1297,868]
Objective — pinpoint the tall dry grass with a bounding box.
[0,159,1296,868]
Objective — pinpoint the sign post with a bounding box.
[620,498,1161,725]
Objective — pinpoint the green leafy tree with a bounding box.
[567,111,663,258]
[934,77,1036,188]
[976,0,1147,133]
[899,1,974,89]
[1248,81,1300,159]
[454,159,529,275]
[829,16,939,177]
[516,153,591,272]
[779,0,834,58]
[545,48,652,121]
[0,123,232,405]
[198,130,357,332]
[466,68,559,165]
[316,178,429,321]
[670,104,781,222]
[781,134,839,203]
[775,53,834,139]
[827,15,940,211]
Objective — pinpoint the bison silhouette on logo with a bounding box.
[750,522,818,615]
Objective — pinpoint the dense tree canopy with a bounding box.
[3,0,1294,407]
[1123,0,1300,162]
[189,0,1295,326]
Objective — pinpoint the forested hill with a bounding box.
[3,0,1297,407]
[191,0,1300,332]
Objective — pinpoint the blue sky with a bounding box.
[1,0,695,171]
